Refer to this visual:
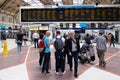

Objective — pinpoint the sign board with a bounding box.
[29,26,38,30]
[20,5,120,23]
[39,26,48,30]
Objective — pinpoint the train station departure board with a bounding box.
[21,7,120,22]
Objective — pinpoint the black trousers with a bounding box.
[55,50,65,72]
[42,53,50,72]
[110,41,115,47]
[33,38,38,48]
[39,51,44,66]
[64,50,70,64]
[69,51,78,74]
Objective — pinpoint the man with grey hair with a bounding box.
[94,30,107,67]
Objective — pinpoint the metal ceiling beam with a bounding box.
[3,0,17,10]
[62,0,73,5]
[0,0,11,9]
[83,0,112,4]
[40,0,53,5]
[83,0,96,4]
[14,3,27,17]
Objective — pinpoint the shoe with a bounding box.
[42,69,44,73]
[46,71,50,74]
[102,62,106,67]
[62,71,66,74]
[40,65,42,69]
[18,52,22,55]
[70,68,73,71]
[55,71,58,75]
[67,62,69,64]
[74,74,78,78]
[42,70,44,73]
[99,63,103,67]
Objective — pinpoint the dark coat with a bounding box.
[16,32,24,41]
[67,38,80,53]
[1,31,6,40]
[64,38,69,53]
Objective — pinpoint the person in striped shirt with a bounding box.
[94,30,107,67]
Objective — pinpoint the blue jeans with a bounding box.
[69,51,78,74]
[33,39,38,48]
[55,50,65,72]
[17,41,22,53]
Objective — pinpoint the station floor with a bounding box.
[0,39,120,80]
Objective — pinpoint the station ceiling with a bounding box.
[0,0,29,15]
[0,0,118,16]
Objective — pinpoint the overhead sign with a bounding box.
[20,6,120,22]
[56,28,85,33]
[0,25,6,30]
[58,5,94,8]
[80,23,88,28]
[29,26,38,30]
[39,26,48,30]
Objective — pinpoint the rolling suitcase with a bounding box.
[79,54,88,64]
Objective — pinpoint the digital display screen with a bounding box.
[21,7,120,22]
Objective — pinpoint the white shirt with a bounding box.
[72,39,77,52]
[52,35,65,43]
[32,33,39,39]
[52,35,65,51]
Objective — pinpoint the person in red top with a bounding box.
[38,39,44,48]
[38,33,45,68]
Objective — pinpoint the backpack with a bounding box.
[54,37,63,50]
[85,37,90,43]
[38,39,44,48]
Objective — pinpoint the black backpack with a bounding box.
[85,37,90,43]
[54,37,63,50]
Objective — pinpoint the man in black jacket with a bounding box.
[16,30,24,54]
[67,31,80,78]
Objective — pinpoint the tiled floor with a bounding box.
[0,39,120,80]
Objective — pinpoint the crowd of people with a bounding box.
[34,30,116,78]
[38,30,80,77]
[15,29,116,78]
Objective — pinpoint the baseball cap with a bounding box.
[56,30,61,34]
